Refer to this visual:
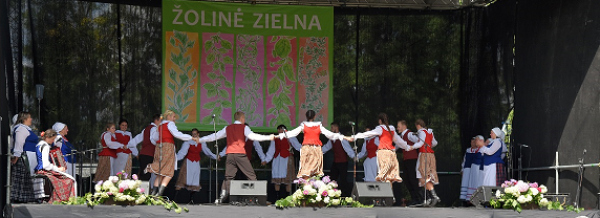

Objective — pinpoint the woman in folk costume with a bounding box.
[282,110,346,179]
[94,122,127,183]
[114,119,139,176]
[406,119,440,206]
[467,135,485,200]
[479,128,507,186]
[10,112,44,202]
[52,122,77,178]
[263,125,302,196]
[347,113,408,183]
[34,129,76,203]
[146,110,199,196]
[460,136,479,204]
[356,127,379,182]
[175,128,217,192]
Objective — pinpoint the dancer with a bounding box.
[397,120,421,205]
[52,122,77,178]
[34,129,76,203]
[263,124,302,200]
[218,124,267,164]
[480,128,506,186]
[281,110,345,179]
[356,127,378,182]
[198,111,274,203]
[114,119,138,176]
[322,122,355,196]
[459,136,478,205]
[94,122,126,183]
[347,113,407,183]
[175,128,217,193]
[129,114,161,183]
[11,112,44,202]
[146,110,198,196]
[406,119,440,206]
[467,135,485,200]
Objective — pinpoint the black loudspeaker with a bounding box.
[545,193,571,205]
[352,182,394,206]
[229,180,267,205]
[470,186,501,208]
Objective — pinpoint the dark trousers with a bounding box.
[329,162,350,197]
[402,158,420,202]
[138,154,154,181]
[222,153,257,192]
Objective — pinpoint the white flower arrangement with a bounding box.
[275,176,371,208]
[490,179,582,213]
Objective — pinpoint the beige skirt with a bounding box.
[297,145,323,178]
[145,143,176,177]
[417,153,439,186]
[272,155,296,185]
[175,160,201,191]
[375,150,403,183]
[94,156,111,183]
[124,154,132,176]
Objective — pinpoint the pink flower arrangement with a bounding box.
[322,191,328,197]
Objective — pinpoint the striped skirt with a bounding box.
[146,143,176,177]
[375,150,402,183]
[297,145,323,178]
[93,156,112,183]
[10,157,37,202]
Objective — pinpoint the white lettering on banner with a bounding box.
[172,5,323,31]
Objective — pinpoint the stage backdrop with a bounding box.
[162,0,334,132]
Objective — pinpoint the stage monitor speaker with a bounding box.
[230,180,267,205]
[470,186,501,208]
[544,193,571,205]
[352,182,394,206]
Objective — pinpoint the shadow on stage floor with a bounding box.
[11,204,600,218]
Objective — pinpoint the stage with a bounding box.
[10,204,600,218]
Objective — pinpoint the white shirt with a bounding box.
[282,121,344,141]
[199,120,272,143]
[176,141,217,161]
[115,130,139,156]
[480,138,502,155]
[129,123,158,147]
[353,125,408,150]
[37,141,60,172]
[150,120,193,142]
[101,131,125,149]
[322,139,356,158]
[264,137,302,163]
[357,137,379,159]
[410,128,438,150]
[12,124,32,157]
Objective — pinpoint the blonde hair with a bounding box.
[41,129,58,140]
[234,111,245,121]
[163,110,176,120]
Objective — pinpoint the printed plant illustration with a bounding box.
[298,37,328,121]
[236,35,264,126]
[202,33,233,125]
[267,36,296,127]
[166,30,197,122]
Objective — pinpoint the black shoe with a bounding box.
[150,187,159,195]
[429,189,440,207]
[156,185,167,196]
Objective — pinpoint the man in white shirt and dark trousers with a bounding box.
[322,122,356,197]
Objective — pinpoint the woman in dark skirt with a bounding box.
[10,111,43,203]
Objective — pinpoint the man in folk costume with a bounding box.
[356,127,379,182]
[460,136,478,206]
[52,122,77,178]
[34,129,76,203]
[406,119,440,206]
[262,125,302,200]
[467,135,485,200]
[94,122,126,183]
[198,112,275,203]
[129,114,161,186]
[322,122,356,196]
[479,128,507,187]
[397,120,422,205]
[218,123,268,179]
[114,119,139,176]
[175,128,217,194]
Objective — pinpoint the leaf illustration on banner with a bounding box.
[299,37,328,121]
[201,33,233,125]
[166,30,197,122]
[235,35,263,126]
[267,36,296,127]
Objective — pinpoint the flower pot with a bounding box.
[103,198,136,206]
[301,201,325,207]
[521,203,540,210]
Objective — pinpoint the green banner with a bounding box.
[162,0,334,132]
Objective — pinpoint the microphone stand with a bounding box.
[350,124,357,185]
[158,122,163,190]
[212,115,219,205]
[411,130,431,207]
[575,149,586,209]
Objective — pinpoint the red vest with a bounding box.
[274,138,290,158]
[156,123,175,144]
[225,124,246,154]
[115,132,132,154]
[140,125,155,157]
[402,130,418,160]
[186,143,202,162]
[366,138,378,158]
[378,126,395,150]
[332,140,347,163]
[302,125,322,146]
[419,129,435,153]
[245,139,254,161]
[99,132,117,158]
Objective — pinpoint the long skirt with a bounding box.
[467,164,482,199]
[175,159,201,191]
[416,153,439,187]
[271,155,296,185]
[459,167,471,200]
[93,156,113,183]
[36,170,76,203]
[146,143,177,177]
[10,157,37,202]
[363,157,378,182]
[482,163,505,186]
[375,150,402,183]
[297,145,323,178]
[26,151,45,199]
[113,152,132,176]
